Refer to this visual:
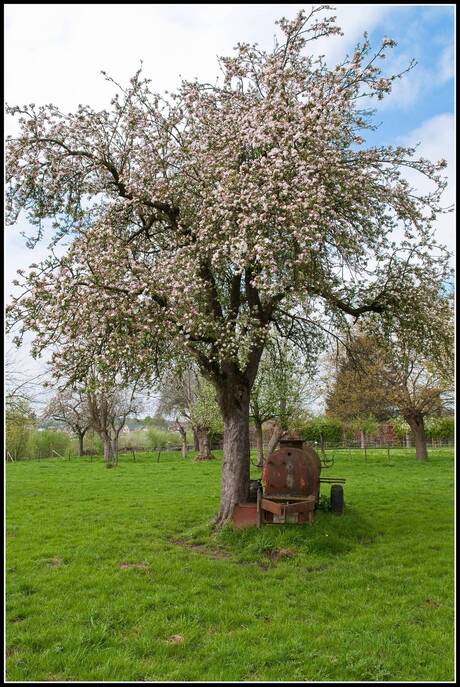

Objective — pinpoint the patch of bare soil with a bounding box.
[304,563,330,573]
[10,615,26,624]
[46,557,64,568]
[263,547,295,562]
[165,634,184,644]
[6,646,20,657]
[170,538,231,560]
[424,597,441,608]
[118,562,150,570]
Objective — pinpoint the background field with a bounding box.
[6,448,454,682]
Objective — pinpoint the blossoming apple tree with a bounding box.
[6,7,452,523]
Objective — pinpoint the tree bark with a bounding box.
[254,419,264,467]
[112,435,119,465]
[214,377,251,526]
[193,428,200,451]
[102,434,115,466]
[195,428,213,460]
[406,414,428,462]
[405,432,411,448]
[266,422,285,458]
[360,430,365,449]
[175,420,188,458]
[78,432,85,457]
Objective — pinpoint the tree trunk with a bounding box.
[254,419,264,467]
[181,434,188,459]
[195,428,213,460]
[112,436,119,465]
[214,378,251,526]
[360,430,365,449]
[405,432,411,448]
[193,429,200,451]
[266,422,285,458]
[102,433,115,466]
[78,433,85,457]
[175,420,187,459]
[406,415,428,462]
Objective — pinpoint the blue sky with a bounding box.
[362,4,454,145]
[4,3,455,386]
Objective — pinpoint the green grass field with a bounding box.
[6,448,454,682]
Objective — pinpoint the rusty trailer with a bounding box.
[232,434,345,528]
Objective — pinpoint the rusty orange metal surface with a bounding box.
[232,435,323,528]
[262,444,320,500]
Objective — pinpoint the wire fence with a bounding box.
[304,439,454,451]
[6,438,454,463]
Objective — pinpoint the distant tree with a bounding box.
[6,398,36,461]
[189,378,223,460]
[5,352,46,415]
[85,376,143,466]
[156,365,222,460]
[298,415,343,451]
[326,336,396,422]
[347,414,379,448]
[388,416,412,447]
[43,390,92,456]
[425,415,454,443]
[5,354,42,460]
[327,292,453,461]
[250,339,314,465]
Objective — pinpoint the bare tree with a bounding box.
[5,351,47,413]
[251,340,315,465]
[156,365,222,460]
[86,382,143,466]
[42,390,92,456]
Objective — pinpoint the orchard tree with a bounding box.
[6,7,452,523]
[157,365,222,460]
[298,415,343,451]
[250,338,316,465]
[347,414,379,449]
[388,416,412,447]
[43,389,92,456]
[6,398,36,461]
[326,335,397,422]
[5,354,42,460]
[84,374,143,466]
[5,352,47,415]
[425,415,454,444]
[330,292,453,461]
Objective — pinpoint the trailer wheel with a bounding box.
[330,484,344,514]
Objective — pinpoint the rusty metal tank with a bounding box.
[262,434,321,502]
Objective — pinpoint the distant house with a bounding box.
[121,420,146,434]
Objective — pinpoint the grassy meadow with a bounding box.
[6,447,454,682]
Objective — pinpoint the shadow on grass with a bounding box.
[171,505,379,566]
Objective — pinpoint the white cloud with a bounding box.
[438,44,454,83]
[376,44,454,112]
[399,113,455,261]
[4,4,390,114]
